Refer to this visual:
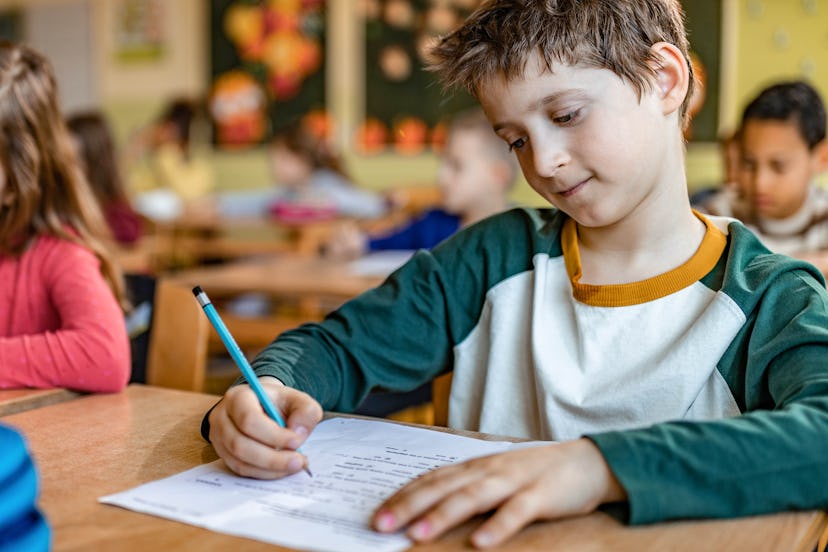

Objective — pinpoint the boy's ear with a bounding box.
[812,140,828,173]
[650,42,690,117]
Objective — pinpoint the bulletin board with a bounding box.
[358,0,723,152]
[682,0,723,142]
[209,0,327,150]
[360,0,482,156]
[0,9,22,42]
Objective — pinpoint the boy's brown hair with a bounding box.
[429,0,695,128]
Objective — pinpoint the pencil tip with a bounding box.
[304,467,313,478]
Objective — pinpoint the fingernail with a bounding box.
[376,511,396,532]
[473,530,494,548]
[287,456,303,472]
[294,425,309,438]
[411,520,431,540]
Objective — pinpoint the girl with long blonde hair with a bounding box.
[0,42,129,392]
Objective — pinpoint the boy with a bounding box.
[203,1,828,549]
[698,81,828,273]
[323,108,518,259]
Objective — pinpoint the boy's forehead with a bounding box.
[742,118,811,150]
[477,58,621,117]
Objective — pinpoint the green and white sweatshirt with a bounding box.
[244,208,828,524]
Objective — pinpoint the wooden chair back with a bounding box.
[432,372,453,427]
[145,278,209,392]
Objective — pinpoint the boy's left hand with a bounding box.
[372,438,626,549]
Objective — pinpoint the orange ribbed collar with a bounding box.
[562,211,726,307]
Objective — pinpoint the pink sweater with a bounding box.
[0,235,130,392]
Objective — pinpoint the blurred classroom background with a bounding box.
[4,0,828,414]
[2,0,826,202]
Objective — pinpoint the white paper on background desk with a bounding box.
[100,418,542,552]
[348,250,414,277]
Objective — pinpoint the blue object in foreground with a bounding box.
[0,424,50,551]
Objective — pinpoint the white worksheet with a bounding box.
[100,418,543,552]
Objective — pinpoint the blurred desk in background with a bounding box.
[167,251,409,308]
[143,210,410,271]
[121,184,440,273]
[151,252,411,393]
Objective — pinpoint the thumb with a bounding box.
[280,388,323,444]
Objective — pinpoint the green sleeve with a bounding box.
[589,268,828,524]
[247,208,549,412]
[249,250,457,410]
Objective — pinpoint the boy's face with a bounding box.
[478,53,678,229]
[738,119,823,220]
[437,129,505,215]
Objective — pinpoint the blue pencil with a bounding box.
[192,286,312,477]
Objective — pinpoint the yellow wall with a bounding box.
[735,0,828,113]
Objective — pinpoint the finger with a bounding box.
[279,391,323,447]
[224,386,298,449]
[215,439,307,479]
[211,406,307,478]
[404,474,519,543]
[469,490,541,549]
[375,462,487,532]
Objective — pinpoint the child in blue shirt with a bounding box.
[324,108,518,258]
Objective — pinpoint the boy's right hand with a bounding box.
[208,377,323,479]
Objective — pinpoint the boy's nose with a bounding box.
[752,167,773,194]
[532,134,570,178]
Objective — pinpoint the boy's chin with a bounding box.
[755,203,786,220]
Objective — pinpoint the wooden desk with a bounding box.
[149,206,410,269]
[164,254,394,358]
[0,388,80,417]
[148,212,293,269]
[168,253,389,305]
[5,385,825,551]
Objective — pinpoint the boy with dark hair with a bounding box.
[698,81,828,272]
[203,1,828,549]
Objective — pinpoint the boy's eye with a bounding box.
[770,161,787,174]
[508,137,526,152]
[553,110,580,125]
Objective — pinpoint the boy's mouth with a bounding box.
[754,195,775,210]
[558,178,589,197]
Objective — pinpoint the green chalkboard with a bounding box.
[683,0,723,142]
[361,0,480,155]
